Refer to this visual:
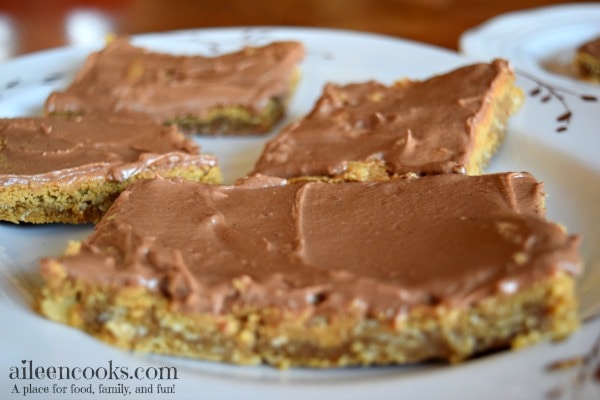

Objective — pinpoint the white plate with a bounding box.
[459,3,600,94]
[1,27,599,400]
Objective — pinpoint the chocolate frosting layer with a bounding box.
[44,173,581,318]
[253,59,515,178]
[0,114,217,186]
[44,39,305,120]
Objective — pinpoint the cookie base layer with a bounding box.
[464,71,523,176]
[39,261,578,369]
[174,93,290,136]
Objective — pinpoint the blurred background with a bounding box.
[0,0,586,61]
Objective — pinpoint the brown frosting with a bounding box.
[42,172,581,318]
[44,39,305,121]
[253,59,515,178]
[0,114,217,186]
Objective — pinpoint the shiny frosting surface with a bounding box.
[44,39,305,119]
[46,172,581,317]
[0,114,217,186]
[253,59,513,178]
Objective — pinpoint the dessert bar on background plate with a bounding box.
[459,3,600,98]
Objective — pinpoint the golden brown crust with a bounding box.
[464,69,523,175]
[38,260,578,368]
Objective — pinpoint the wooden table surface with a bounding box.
[0,0,586,59]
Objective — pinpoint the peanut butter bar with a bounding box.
[38,172,580,367]
[0,114,220,224]
[44,38,305,135]
[253,59,523,181]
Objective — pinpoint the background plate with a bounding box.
[1,27,599,400]
[459,3,600,93]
